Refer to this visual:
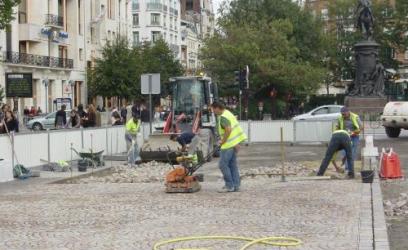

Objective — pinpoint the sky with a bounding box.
[212,0,226,18]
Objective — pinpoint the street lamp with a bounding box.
[69,80,75,106]
[43,78,49,112]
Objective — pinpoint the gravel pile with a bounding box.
[384,193,408,217]
[72,161,173,184]
[240,162,313,179]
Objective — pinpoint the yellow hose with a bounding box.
[153,235,302,250]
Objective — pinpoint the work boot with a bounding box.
[234,187,240,192]
[217,186,234,193]
[347,172,355,179]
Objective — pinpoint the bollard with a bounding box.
[280,127,286,182]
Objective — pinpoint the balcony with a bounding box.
[147,3,162,11]
[45,14,63,27]
[4,51,73,69]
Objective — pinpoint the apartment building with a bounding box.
[131,0,182,58]
[0,0,130,113]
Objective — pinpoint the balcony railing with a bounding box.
[45,14,63,27]
[147,3,162,11]
[18,11,27,24]
[4,51,73,69]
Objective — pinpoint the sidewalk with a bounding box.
[0,144,389,250]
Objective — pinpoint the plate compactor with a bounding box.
[165,150,207,193]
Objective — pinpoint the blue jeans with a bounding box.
[125,133,140,165]
[343,136,359,172]
[219,148,240,189]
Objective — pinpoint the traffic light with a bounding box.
[240,69,247,90]
[234,71,241,86]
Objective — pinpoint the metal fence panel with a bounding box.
[294,120,334,143]
[249,121,294,142]
[50,130,82,162]
[14,133,48,167]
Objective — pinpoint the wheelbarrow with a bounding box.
[70,148,105,167]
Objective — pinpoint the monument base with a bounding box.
[344,96,387,115]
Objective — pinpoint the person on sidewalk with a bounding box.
[211,101,247,193]
[170,132,196,152]
[317,130,355,178]
[55,105,67,129]
[336,107,362,174]
[125,112,141,166]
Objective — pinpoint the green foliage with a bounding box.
[201,0,328,96]
[0,0,20,31]
[326,0,408,82]
[88,37,183,99]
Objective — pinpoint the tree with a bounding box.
[326,0,408,82]
[88,37,183,100]
[0,0,20,31]
[200,0,328,96]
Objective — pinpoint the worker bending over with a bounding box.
[317,130,355,178]
[337,107,362,174]
[211,101,247,193]
[170,132,196,152]
[125,112,141,166]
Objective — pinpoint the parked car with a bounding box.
[292,105,343,121]
[381,101,408,138]
[26,111,70,131]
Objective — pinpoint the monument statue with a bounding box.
[347,0,385,98]
[356,0,374,40]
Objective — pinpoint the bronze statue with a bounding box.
[356,0,374,40]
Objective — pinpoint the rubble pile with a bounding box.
[384,193,408,217]
[240,162,313,179]
[72,161,173,184]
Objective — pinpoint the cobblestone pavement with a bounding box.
[0,178,363,250]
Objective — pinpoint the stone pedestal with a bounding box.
[345,96,387,115]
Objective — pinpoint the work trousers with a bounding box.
[317,133,354,176]
[343,136,360,172]
[125,133,140,165]
[219,147,240,189]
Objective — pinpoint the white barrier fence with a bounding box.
[0,120,336,182]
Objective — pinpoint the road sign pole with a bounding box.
[148,74,153,135]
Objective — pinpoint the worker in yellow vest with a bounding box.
[125,112,141,166]
[211,101,247,192]
[317,130,355,178]
[336,107,362,174]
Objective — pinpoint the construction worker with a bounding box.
[337,107,362,174]
[211,101,247,193]
[317,130,355,178]
[170,132,196,152]
[125,112,141,166]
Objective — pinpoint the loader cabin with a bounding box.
[165,77,218,133]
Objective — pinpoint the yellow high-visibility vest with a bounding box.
[217,109,247,150]
[338,112,360,133]
[126,119,140,135]
[333,129,350,137]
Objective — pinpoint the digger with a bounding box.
[140,76,219,163]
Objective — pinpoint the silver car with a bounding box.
[27,111,70,130]
[292,105,343,121]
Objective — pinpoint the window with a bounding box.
[133,32,139,46]
[405,49,408,60]
[175,35,177,42]
[107,0,115,19]
[152,31,161,42]
[108,30,111,40]
[112,31,116,39]
[170,17,173,29]
[329,106,341,114]
[313,107,329,115]
[151,13,160,25]
[321,8,328,20]
[133,13,139,26]
[78,0,82,35]
[170,34,173,43]
[132,0,139,11]
[79,48,83,61]
[163,15,167,27]
[90,27,96,43]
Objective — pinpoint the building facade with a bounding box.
[0,0,130,113]
[131,0,182,58]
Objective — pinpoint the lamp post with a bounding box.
[43,78,49,113]
[69,80,75,107]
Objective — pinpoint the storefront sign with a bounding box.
[5,73,33,98]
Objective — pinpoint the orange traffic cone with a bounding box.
[380,148,404,179]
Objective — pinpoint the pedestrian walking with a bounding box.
[211,101,247,193]
[0,110,19,134]
[125,112,141,166]
[82,104,96,128]
[337,107,362,174]
[55,104,67,129]
[317,130,355,178]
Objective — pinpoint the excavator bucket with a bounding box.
[140,134,181,162]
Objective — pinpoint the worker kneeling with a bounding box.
[317,130,355,179]
[212,101,247,193]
